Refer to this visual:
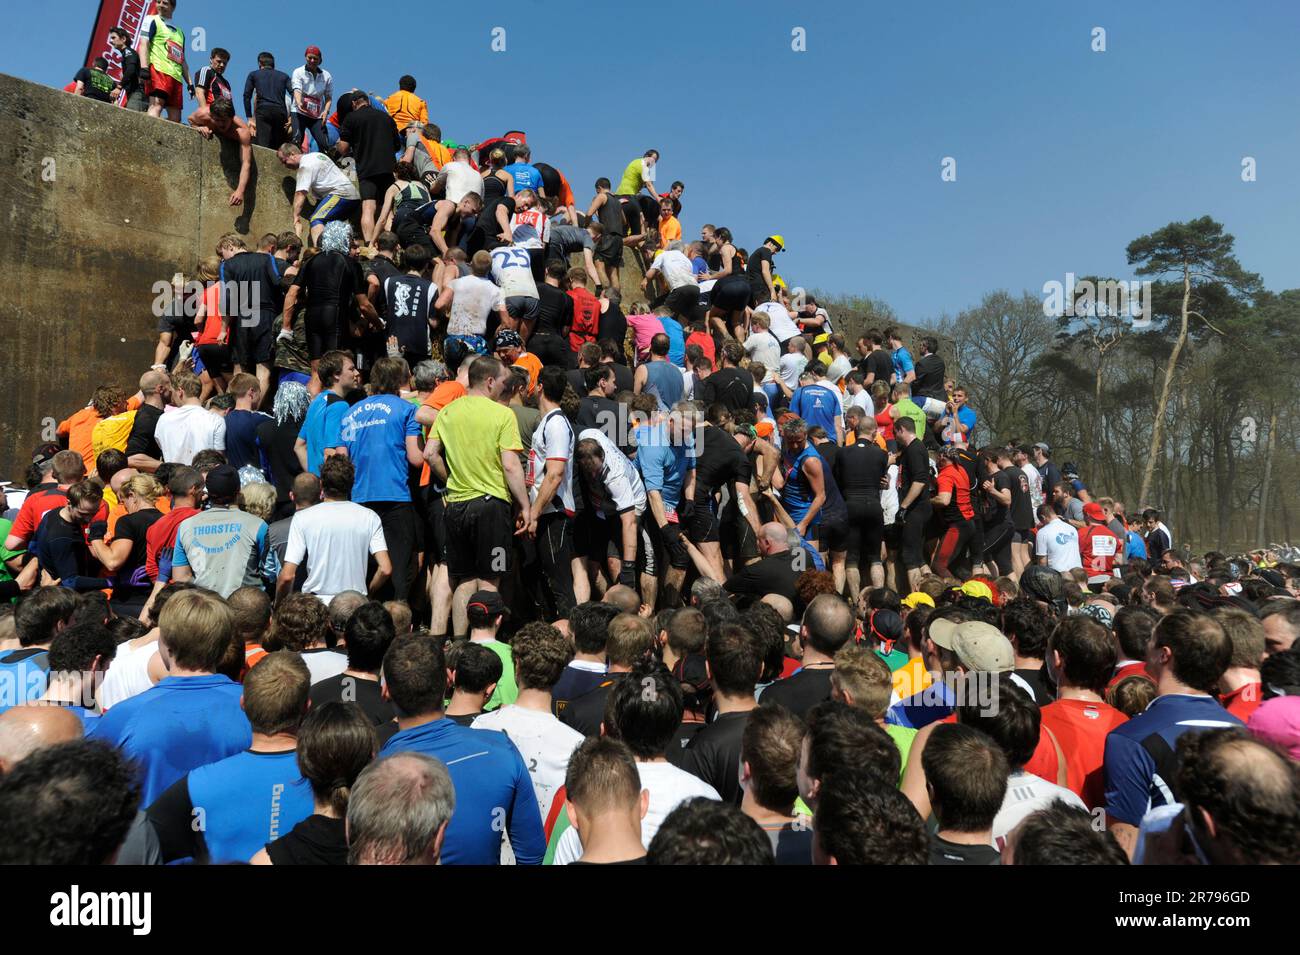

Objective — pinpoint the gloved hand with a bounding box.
[618,560,637,588]
[277,328,293,341]
[87,521,109,542]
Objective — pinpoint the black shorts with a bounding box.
[648,519,690,571]
[749,285,772,308]
[685,498,720,544]
[817,515,849,554]
[157,313,192,335]
[619,197,644,236]
[594,234,623,266]
[900,499,933,570]
[709,274,750,313]
[664,284,702,321]
[196,344,234,376]
[233,319,275,369]
[720,511,759,562]
[845,501,885,565]
[576,509,656,577]
[444,495,514,580]
[359,172,395,203]
[305,307,342,360]
[423,485,448,563]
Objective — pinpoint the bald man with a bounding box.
[0,706,82,773]
[126,369,173,472]
[602,584,643,616]
[723,522,802,608]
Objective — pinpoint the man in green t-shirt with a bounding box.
[890,382,928,443]
[425,355,530,633]
[465,590,516,711]
[831,644,917,783]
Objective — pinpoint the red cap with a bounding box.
[1083,502,1106,522]
[305,45,322,58]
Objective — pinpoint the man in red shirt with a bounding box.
[4,450,106,553]
[140,466,204,620]
[1078,502,1121,590]
[931,448,976,579]
[566,268,602,355]
[1107,605,1158,691]
[1214,607,1265,723]
[1040,616,1129,809]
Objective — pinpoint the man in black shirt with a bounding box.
[976,448,1017,576]
[73,58,115,102]
[922,723,1007,865]
[895,416,933,591]
[193,48,232,106]
[309,602,397,727]
[125,369,171,473]
[242,52,293,149]
[833,417,889,593]
[696,341,754,414]
[998,446,1035,574]
[747,235,783,306]
[722,522,800,608]
[337,92,400,246]
[108,27,144,110]
[533,261,574,368]
[760,594,855,718]
[856,329,895,387]
[560,614,657,737]
[598,289,628,357]
[688,417,761,577]
[912,335,947,413]
[217,233,285,399]
[574,366,629,454]
[677,624,761,804]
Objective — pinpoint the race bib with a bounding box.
[300,93,321,116]
[1091,536,1117,557]
[165,39,184,64]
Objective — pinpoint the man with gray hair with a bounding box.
[328,591,368,645]
[721,522,801,608]
[347,752,456,865]
[413,359,448,397]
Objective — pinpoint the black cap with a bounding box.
[467,590,508,618]
[204,464,241,500]
[32,442,60,467]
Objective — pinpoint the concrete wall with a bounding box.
[0,72,297,481]
[0,72,651,482]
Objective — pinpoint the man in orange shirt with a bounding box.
[58,385,130,470]
[1040,616,1129,809]
[493,330,541,396]
[657,196,681,249]
[384,75,428,132]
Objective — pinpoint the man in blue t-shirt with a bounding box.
[339,356,423,601]
[790,369,844,444]
[378,634,545,865]
[634,412,695,609]
[1103,610,1242,853]
[145,651,313,863]
[0,587,78,712]
[298,351,359,474]
[658,312,686,367]
[91,589,252,805]
[502,144,543,194]
[222,373,273,474]
[887,328,914,385]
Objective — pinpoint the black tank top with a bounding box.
[597,193,625,237]
[394,180,431,218]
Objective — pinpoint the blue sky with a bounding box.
[14,0,1300,320]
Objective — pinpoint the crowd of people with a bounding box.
[8,9,1299,865]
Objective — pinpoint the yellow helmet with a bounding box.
[766,234,786,251]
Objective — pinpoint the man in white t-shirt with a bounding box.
[526,367,581,618]
[490,244,540,332]
[551,662,720,864]
[754,299,801,344]
[446,250,511,350]
[472,622,584,821]
[155,371,225,465]
[1015,446,1045,510]
[290,48,332,151]
[1034,503,1082,573]
[643,244,701,327]
[575,428,648,590]
[436,148,484,203]
[278,142,360,245]
[277,455,391,604]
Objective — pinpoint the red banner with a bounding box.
[83,0,157,84]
